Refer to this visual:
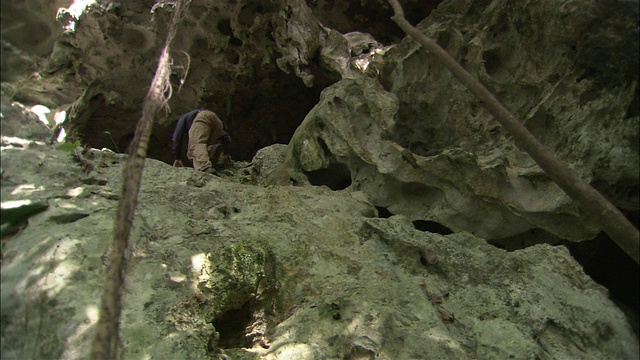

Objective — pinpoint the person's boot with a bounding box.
[209,144,225,169]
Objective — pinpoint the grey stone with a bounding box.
[286,0,639,242]
[0,135,637,359]
[1,0,638,358]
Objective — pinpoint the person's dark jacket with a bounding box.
[171,109,231,160]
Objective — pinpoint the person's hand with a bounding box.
[173,159,184,167]
[222,154,232,166]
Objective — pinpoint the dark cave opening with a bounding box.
[374,206,455,236]
[77,69,328,165]
[566,233,639,338]
[412,219,453,235]
[306,162,352,190]
[567,232,639,311]
[375,206,394,219]
[212,300,254,349]
[222,71,329,162]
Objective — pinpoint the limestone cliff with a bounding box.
[1,0,638,358]
[2,0,637,241]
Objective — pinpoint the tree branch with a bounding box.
[387,0,639,263]
[90,1,189,358]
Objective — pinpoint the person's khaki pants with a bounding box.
[187,110,224,171]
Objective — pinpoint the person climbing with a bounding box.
[171,109,232,173]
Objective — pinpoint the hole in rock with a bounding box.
[489,225,639,336]
[317,137,331,158]
[569,232,639,311]
[375,206,393,219]
[217,19,233,36]
[482,49,502,78]
[224,71,328,161]
[412,220,453,235]
[306,163,352,190]
[229,36,243,47]
[213,300,254,349]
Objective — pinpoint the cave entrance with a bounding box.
[71,67,335,165]
[566,232,639,333]
[412,219,453,235]
[213,300,255,349]
[306,162,352,190]
[222,70,334,162]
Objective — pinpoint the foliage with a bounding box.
[56,139,82,154]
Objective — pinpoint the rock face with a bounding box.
[4,0,635,242]
[3,0,433,163]
[1,138,638,359]
[286,0,639,241]
[1,0,639,358]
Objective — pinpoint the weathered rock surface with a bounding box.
[3,0,419,162]
[1,0,638,358]
[1,134,638,358]
[4,0,636,243]
[0,97,53,142]
[286,0,639,241]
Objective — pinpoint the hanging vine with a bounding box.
[90,1,191,358]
